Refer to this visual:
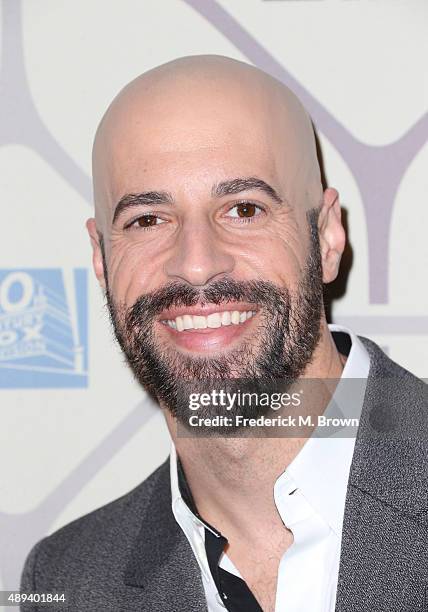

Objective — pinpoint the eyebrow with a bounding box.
[112,176,283,225]
[113,191,174,224]
[212,177,283,205]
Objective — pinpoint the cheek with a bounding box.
[229,229,305,288]
[108,241,169,306]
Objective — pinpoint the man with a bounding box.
[21,55,427,612]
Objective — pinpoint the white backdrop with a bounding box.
[0,0,427,596]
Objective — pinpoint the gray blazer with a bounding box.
[21,337,428,611]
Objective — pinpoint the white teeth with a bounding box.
[182,314,193,330]
[207,313,222,328]
[165,310,256,331]
[193,315,207,329]
[221,311,231,326]
[231,311,240,325]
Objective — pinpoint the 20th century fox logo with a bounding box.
[0,269,88,388]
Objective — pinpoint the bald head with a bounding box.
[92,55,322,229]
[87,54,346,394]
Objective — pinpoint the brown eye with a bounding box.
[136,215,159,227]
[126,214,166,230]
[236,203,257,217]
[226,202,262,220]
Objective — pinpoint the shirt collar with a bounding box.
[170,442,221,537]
[282,324,370,535]
[171,324,371,539]
[170,441,184,514]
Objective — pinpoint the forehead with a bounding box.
[111,139,279,208]
[93,75,305,215]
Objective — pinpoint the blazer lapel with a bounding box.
[336,337,428,612]
[124,459,207,612]
[121,337,427,612]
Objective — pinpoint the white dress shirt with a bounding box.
[170,324,370,611]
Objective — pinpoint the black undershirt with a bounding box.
[177,457,262,611]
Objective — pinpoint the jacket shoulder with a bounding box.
[351,336,428,512]
[358,334,426,386]
[21,458,170,595]
[358,334,427,427]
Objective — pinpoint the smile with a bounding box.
[162,310,257,332]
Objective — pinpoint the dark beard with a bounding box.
[102,208,324,429]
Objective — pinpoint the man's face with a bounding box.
[93,82,325,424]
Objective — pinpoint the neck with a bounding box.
[165,321,345,540]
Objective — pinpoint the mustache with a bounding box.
[124,278,291,329]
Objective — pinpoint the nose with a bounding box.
[164,219,235,286]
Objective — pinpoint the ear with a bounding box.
[86,218,107,291]
[318,188,346,284]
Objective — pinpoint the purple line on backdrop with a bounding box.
[183,0,428,304]
[0,0,427,591]
[0,0,92,202]
[336,316,428,335]
[0,399,158,589]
